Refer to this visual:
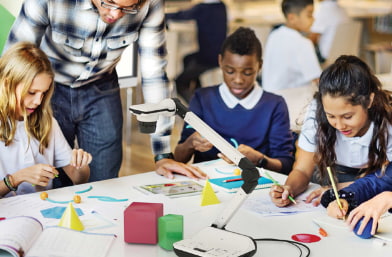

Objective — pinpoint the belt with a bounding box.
[61,70,118,88]
[334,164,363,175]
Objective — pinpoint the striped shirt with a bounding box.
[5,0,172,155]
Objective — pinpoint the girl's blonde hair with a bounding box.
[0,42,54,153]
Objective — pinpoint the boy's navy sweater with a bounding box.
[179,86,294,174]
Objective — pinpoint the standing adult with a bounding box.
[5,0,205,184]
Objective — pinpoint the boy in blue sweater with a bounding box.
[166,0,227,103]
[174,27,294,174]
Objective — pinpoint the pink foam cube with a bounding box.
[124,202,163,244]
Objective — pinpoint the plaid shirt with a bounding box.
[6,0,172,155]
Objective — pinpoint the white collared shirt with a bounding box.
[334,122,374,168]
[262,25,322,91]
[0,118,72,197]
[299,100,392,168]
[219,82,263,110]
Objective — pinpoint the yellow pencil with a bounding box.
[327,167,345,219]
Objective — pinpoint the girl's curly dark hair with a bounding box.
[315,55,392,183]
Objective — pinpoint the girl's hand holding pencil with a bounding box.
[270,183,296,207]
[326,167,348,220]
[267,171,297,207]
[326,198,349,219]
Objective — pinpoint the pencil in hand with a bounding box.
[326,167,345,219]
[264,171,297,204]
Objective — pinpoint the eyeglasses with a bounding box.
[100,0,141,14]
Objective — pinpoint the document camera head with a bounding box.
[129,99,177,133]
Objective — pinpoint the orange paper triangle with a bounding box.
[201,180,220,206]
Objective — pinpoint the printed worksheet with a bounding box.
[242,184,324,216]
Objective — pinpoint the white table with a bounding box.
[0,162,391,257]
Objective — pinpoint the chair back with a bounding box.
[273,84,317,132]
[0,4,16,54]
[323,20,363,68]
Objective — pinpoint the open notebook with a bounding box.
[0,216,115,257]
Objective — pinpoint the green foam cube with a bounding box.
[158,214,183,250]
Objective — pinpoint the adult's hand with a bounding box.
[155,158,207,180]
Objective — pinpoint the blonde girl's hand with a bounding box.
[71,149,92,169]
[270,184,294,207]
[14,164,59,187]
[326,199,349,219]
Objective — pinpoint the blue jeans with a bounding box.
[51,72,123,182]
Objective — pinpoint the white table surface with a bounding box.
[0,161,391,257]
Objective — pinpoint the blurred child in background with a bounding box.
[262,0,321,92]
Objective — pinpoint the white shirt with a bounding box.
[311,0,350,59]
[0,118,72,197]
[298,100,392,168]
[262,26,322,92]
[219,82,263,110]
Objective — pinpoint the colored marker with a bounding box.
[223,176,261,183]
[313,220,328,237]
[223,178,243,183]
[264,171,297,204]
[0,217,6,221]
[327,167,345,219]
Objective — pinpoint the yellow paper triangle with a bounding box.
[58,202,84,231]
[201,180,220,206]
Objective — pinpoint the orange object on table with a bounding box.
[313,220,328,237]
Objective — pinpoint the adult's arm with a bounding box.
[4,0,47,51]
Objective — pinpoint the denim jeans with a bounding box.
[51,72,123,183]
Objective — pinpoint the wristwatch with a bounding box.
[154,152,174,163]
[256,155,268,168]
